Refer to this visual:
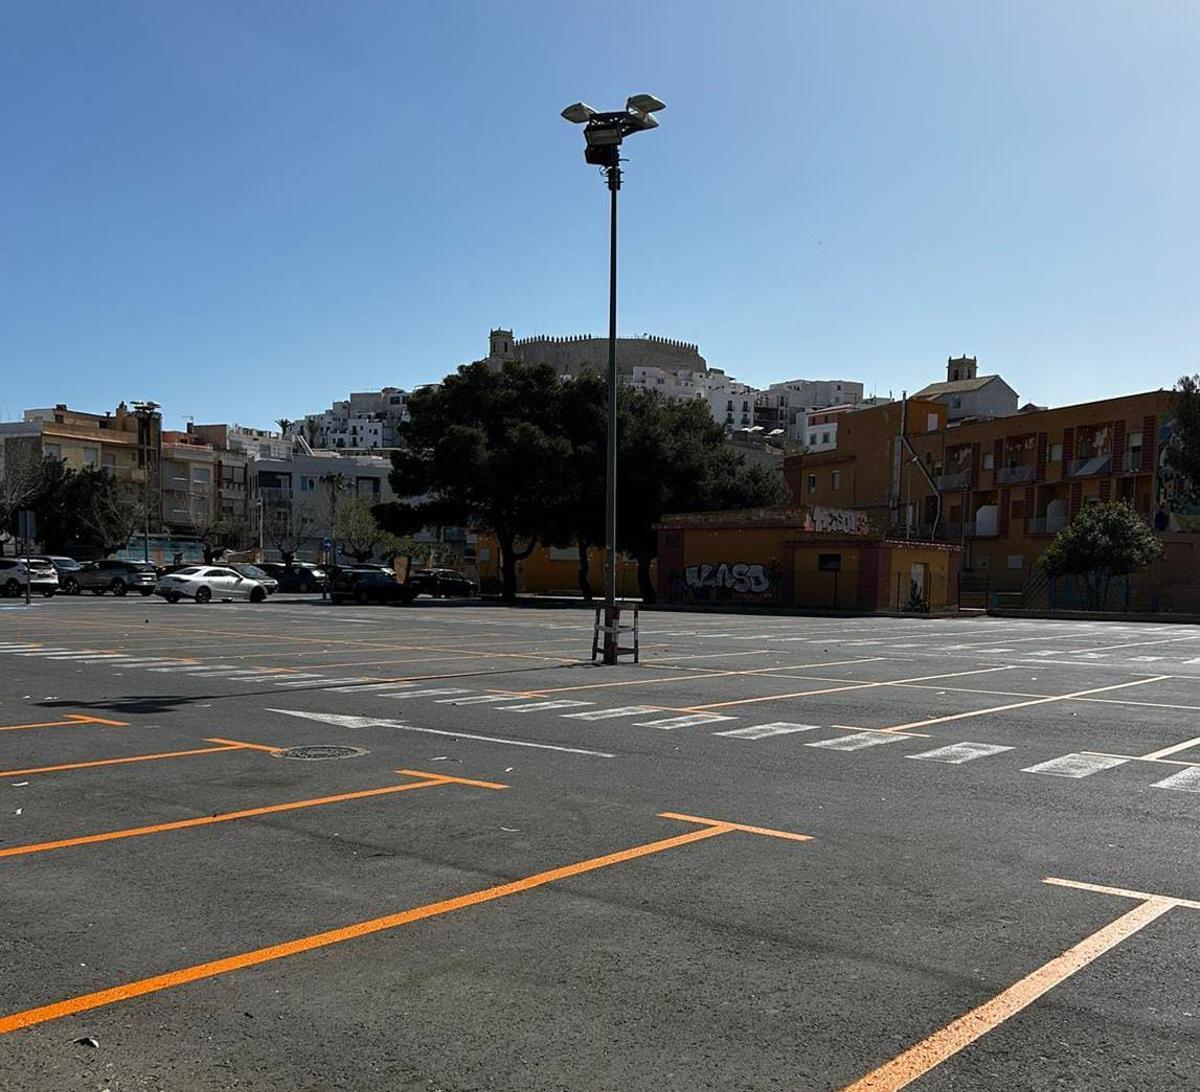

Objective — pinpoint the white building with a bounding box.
[913,357,1018,422]
[800,397,894,451]
[296,388,411,450]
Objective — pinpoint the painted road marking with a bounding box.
[383,687,472,700]
[906,742,1014,764]
[881,676,1171,732]
[806,732,906,752]
[267,709,618,758]
[0,770,504,861]
[1150,766,1200,793]
[714,722,821,740]
[1140,734,1200,761]
[684,666,1018,713]
[561,705,660,721]
[844,882,1180,1090]
[1022,753,1129,778]
[325,682,414,693]
[0,811,809,1036]
[439,694,518,705]
[0,739,276,778]
[0,714,127,734]
[634,713,736,730]
[503,700,593,713]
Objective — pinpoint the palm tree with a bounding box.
[275,417,292,436]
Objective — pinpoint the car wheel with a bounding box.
[112,579,128,596]
[354,588,370,605]
[41,588,56,598]
[138,588,153,597]
[165,592,181,604]
[195,586,212,604]
[298,579,311,593]
[249,586,266,603]
[3,579,19,597]
[64,577,81,595]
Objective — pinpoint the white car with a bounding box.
[154,565,272,604]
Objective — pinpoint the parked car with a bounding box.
[31,555,82,589]
[154,565,272,604]
[330,568,415,605]
[0,557,59,597]
[229,563,279,595]
[407,568,477,598]
[64,559,158,596]
[257,562,327,593]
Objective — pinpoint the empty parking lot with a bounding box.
[1,596,1198,1090]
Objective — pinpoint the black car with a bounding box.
[258,562,327,593]
[330,568,415,605]
[65,559,158,596]
[407,568,477,598]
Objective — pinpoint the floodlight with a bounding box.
[627,111,659,131]
[626,93,666,113]
[584,125,622,147]
[561,102,597,124]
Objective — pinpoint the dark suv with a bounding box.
[257,562,327,593]
[407,568,476,598]
[330,568,415,605]
[65,559,158,596]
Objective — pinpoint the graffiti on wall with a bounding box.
[1157,416,1200,532]
[803,506,869,535]
[684,562,772,594]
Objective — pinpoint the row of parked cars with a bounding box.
[0,554,476,606]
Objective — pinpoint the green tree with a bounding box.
[334,496,400,563]
[1165,374,1200,501]
[32,462,140,556]
[616,390,788,601]
[1039,500,1163,609]
[385,362,572,601]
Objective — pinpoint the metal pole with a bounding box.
[23,531,31,605]
[603,165,620,664]
[142,414,151,563]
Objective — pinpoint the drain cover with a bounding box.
[277,745,367,761]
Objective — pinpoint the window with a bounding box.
[807,473,817,493]
[44,442,61,460]
[300,476,314,492]
[831,470,841,490]
[821,431,830,444]
[1049,443,1063,463]
[102,453,116,468]
[809,433,817,446]
[818,553,842,571]
[927,413,938,432]
[81,447,98,465]
[192,466,211,483]
[982,452,995,470]
[951,396,962,409]
[1006,555,1024,570]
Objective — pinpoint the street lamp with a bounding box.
[130,400,160,563]
[562,93,665,664]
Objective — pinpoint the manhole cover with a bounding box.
[276,745,367,761]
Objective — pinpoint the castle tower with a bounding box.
[947,355,977,382]
[489,329,515,361]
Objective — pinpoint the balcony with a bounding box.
[1119,451,1144,474]
[1068,454,1112,477]
[997,464,1036,484]
[942,521,977,539]
[1026,516,1068,536]
[936,470,971,491]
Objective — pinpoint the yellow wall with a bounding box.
[476,539,647,598]
[791,544,861,610]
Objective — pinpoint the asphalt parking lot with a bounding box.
[1,595,1199,1090]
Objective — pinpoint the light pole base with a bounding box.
[591,604,639,665]
[602,605,619,665]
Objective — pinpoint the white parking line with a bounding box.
[1022,753,1129,778]
[324,682,413,693]
[502,700,593,713]
[1151,767,1200,793]
[634,713,735,729]
[806,732,906,752]
[714,722,821,740]
[436,694,516,705]
[383,687,472,699]
[907,742,1013,764]
[562,705,661,721]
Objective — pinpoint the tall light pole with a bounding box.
[130,401,161,563]
[562,93,665,664]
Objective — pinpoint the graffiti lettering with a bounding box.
[803,506,869,535]
[684,562,772,594]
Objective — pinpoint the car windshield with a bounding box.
[174,566,203,576]
[129,562,157,572]
[235,565,269,579]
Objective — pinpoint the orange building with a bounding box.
[656,507,961,612]
[784,387,1200,606]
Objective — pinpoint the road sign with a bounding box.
[321,537,333,550]
[17,510,35,542]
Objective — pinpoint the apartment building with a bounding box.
[6,402,158,482]
[785,388,1191,597]
[296,388,411,450]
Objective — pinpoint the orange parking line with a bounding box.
[204,737,283,754]
[0,714,128,733]
[0,773,496,860]
[657,811,813,842]
[0,745,243,779]
[843,895,1176,1090]
[0,812,809,1035]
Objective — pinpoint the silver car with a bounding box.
[154,565,271,604]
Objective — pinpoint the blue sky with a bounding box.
[2,1,1197,430]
